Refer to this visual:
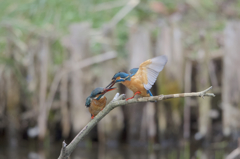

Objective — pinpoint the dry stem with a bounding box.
[58,86,215,159]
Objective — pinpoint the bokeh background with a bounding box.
[0,0,240,158]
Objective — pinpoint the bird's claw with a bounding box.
[126,97,134,101]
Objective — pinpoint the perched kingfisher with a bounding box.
[106,55,168,100]
[85,87,116,119]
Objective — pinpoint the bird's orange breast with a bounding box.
[122,76,150,97]
[89,96,107,117]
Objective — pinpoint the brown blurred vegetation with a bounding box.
[1,0,240,158]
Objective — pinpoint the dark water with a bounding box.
[0,137,232,159]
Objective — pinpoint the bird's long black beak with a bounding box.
[106,80,116,89]
[102,87,117,94]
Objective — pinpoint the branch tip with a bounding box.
[117,94,126,100]
[62,140,67,148]
[199,86,215,98]
[113,93,120,101]
[206,93,215,97]
[112,93,125,102]
[203,86,212,93]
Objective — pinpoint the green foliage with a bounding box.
[51,40,65,65]
[1,0,238,61]
[0,0,240,100]
[0,0,126,31]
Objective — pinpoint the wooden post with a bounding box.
[0,67,5,119]
[156,25,170,138]
[126,24,156,143]
[184,60,192,139]
[61,23,91,134]
[196,31,211,139]
[171,25,183,129]
[37,36,49,140]
[60,73,70,138]
[223,21,240,136]
[144,102,156,143]
[5,71,20,157]
[156,23,184,139]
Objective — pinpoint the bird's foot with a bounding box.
[134,91,141,96]
[91,115,95,119]
[126,91,141,101]
[126,96,134,101]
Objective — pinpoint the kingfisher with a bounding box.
[85,87,116,119]
[106,55,168,100]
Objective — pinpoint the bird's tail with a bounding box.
[85,96,92,107]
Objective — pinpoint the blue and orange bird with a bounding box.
[106,55,168,100]
[85,87,116,119]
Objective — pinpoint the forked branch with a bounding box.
[58,86,215,159]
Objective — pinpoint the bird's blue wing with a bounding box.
[130,68,139,76]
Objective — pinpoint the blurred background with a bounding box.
[0,0,240,158]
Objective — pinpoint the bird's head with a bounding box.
[106,72,129,89]
[85,87,116,107]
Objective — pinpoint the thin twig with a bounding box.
[58,86,215,159]
[109,0,140,28]
[92,0,127,12]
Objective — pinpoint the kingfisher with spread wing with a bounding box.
[106,55,168,100]
[85,87,116,119]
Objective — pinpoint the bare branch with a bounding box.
[58,141,68,159]
[58,86,215,159]
[109,0,140,28]
[92,0,127,12]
